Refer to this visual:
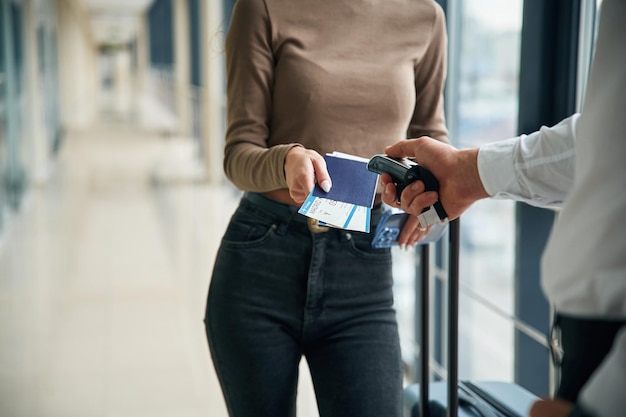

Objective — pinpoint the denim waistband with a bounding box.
[242,192,383,230]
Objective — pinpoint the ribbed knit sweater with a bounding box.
[224,0,448,192]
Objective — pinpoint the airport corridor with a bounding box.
[0,115,319,416]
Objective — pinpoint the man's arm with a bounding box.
[478,115,578,207]
[381,114,579,216]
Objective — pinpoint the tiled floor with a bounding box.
[0,107,319,416]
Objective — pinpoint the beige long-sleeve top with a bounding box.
[223,0,448,192]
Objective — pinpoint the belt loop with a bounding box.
[549,312,564,369]
[275,203,298,236]
[275,215,289,236]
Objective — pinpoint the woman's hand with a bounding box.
[284,146,332,204]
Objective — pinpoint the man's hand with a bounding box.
[284,146,332,204]
[530,398,574,417]
[381,137,489,220]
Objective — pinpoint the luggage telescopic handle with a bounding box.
[419,243,430,417]
[447,218,461,417]
[419,218,460,417]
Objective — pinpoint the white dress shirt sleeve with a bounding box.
[476,114,579,208]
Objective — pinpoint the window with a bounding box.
[452,0,523,382]
[395,0,523,384]
[397,0,604,397]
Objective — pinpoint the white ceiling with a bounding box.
[82,0,155,45]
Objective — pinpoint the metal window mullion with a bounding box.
[576,0,597,111]
[516,0,581,395]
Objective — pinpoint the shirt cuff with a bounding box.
[476,136,521,198]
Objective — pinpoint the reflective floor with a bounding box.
[0,97,319,416]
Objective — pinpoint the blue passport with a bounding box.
[312,154,379,208]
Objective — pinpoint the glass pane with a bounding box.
[455,1,522,147]
[453,0,523,382]
[392,245,418,376]
[459,291,515,380]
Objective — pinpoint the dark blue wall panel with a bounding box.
[148,0,173,65]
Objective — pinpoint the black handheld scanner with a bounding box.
[367,154,448,228]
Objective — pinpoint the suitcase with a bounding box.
[404,219,539,417]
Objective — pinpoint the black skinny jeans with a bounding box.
[205,193,403,417]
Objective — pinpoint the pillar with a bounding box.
[200,0,225,183]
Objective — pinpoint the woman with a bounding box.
[205,1,448,416]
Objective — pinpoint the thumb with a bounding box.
[311,157,332,192]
